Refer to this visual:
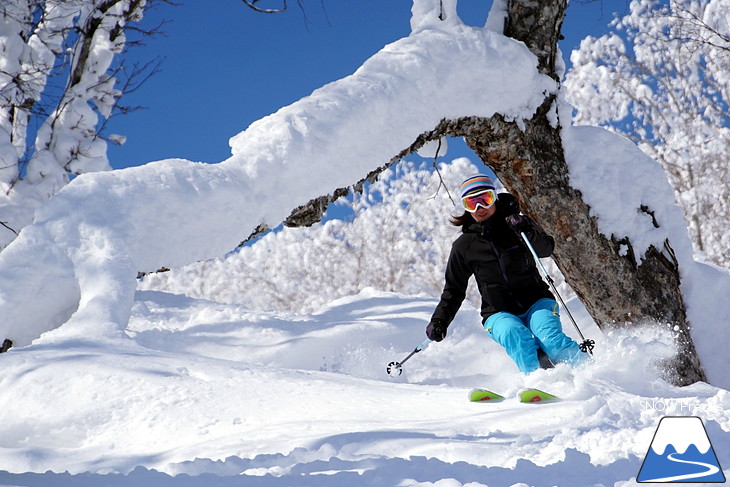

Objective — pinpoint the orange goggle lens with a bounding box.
[462,189,496,212]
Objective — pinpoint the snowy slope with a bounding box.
[0,289,728,486]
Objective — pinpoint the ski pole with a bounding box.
[520,232,595,355]
[387,339,431,377]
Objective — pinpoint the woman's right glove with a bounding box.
[426,320,447,342]
[497,192,520,216]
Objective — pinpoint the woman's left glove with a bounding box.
[505,214,531,233]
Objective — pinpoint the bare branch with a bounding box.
[0,220,18,236]
[241,0,288,14]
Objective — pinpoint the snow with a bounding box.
[0,289,728,486]
[704,0,730,37]
[0,0,729,485]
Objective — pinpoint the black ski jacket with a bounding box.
[430,196,555,329]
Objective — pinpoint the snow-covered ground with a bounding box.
[0,288,727,486]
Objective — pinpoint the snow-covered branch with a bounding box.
[0,0,165,249]
[564,0,730,268]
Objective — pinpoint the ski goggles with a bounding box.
[461,189,497,212]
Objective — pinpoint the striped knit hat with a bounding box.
[459,174,495,199]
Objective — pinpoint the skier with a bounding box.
[426,174,585,374]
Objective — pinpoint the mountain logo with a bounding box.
[637,416,726,483]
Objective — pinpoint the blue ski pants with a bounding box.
[484,298,585,374]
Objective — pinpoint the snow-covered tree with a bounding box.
[0,0,160,249]
[564,0,730,269]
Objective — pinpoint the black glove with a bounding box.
[505,214,532,234]
[426,320,447,342]
[497,193,520,216]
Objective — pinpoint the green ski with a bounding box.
[468,388,560,403]
[468,388,505,402]
[518,388,559,403]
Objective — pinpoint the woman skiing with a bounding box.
[426,174,585,373]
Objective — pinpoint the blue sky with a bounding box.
[106,0,628,172]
